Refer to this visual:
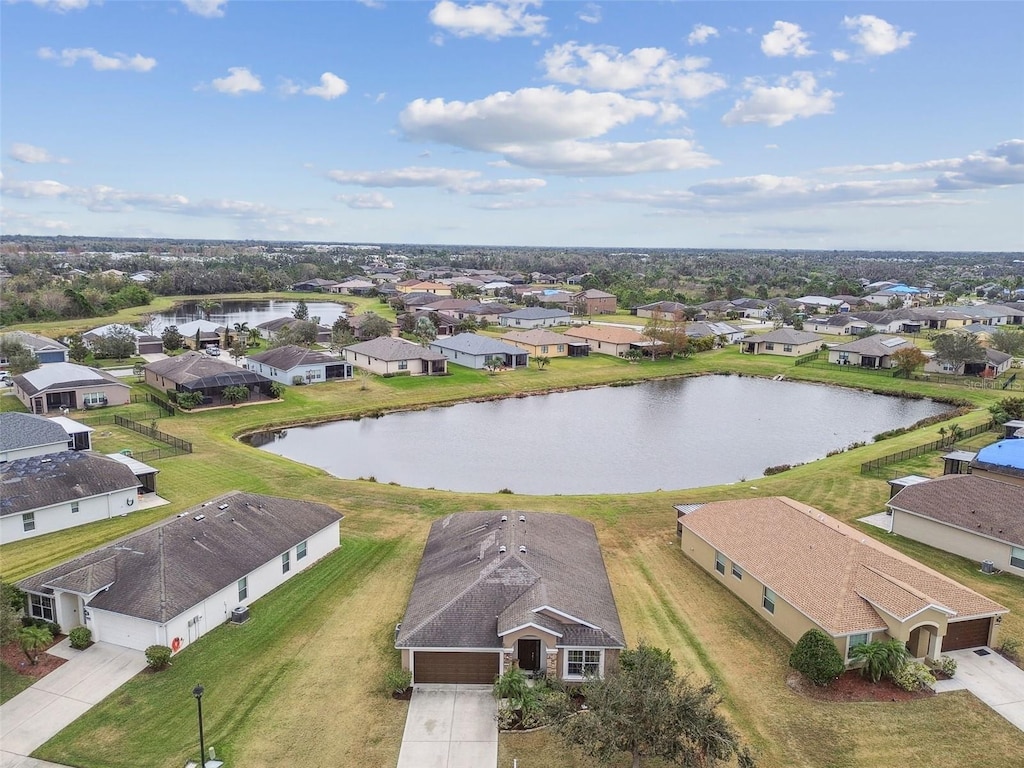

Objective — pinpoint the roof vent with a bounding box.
[501,515,508,522]
[518,515,526,522]
[498,545,507,554]
[519,545,527,554]
[193,514,206,522]
[218,503,229,510]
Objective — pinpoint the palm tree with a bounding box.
[198,299,219,321]
[19,625,53,665]
[850,639,908,683]
[247,327,262,347]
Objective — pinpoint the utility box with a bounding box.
[230,606,250,624]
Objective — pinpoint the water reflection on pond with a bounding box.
[251,375,952,495]
[152,299,348,332]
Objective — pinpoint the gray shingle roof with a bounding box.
[396,511,625,650]
[13,363,128,397]
[145,352,257,384]
[431,333,524,357]
[502,308,571,321]
[343,336,447,362]
[830,334,913,356]
[248,345,341,371]
[888,474,1024,547]
[0,331,68,353]
[0,413,70,454]
[751,329,823,345]
[1,451,140,516]
[18,492,343,622]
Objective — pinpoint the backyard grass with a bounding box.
[2,331,1021,768]
[1,662,36,705]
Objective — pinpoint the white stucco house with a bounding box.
[247,345,353,385]
[0,451,141,544]
[18,492,343,652]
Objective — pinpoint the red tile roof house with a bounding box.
[18,492,342,653]
[396,511,625,684]
[678,497,1007,661]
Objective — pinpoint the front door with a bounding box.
[519,639,541,671]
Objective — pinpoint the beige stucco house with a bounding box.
[678,497,1007,661]
[501,329,575,358]
[741,328,823,356]
[341,336,447,376]
[12,363,130,415]
[564,325,647,357]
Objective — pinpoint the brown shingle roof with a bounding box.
[564,325,645,344]
[501,329,570,347]
[679,497,1006,635]
[888,474,1024,547]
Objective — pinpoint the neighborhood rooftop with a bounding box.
[344,336,447,362]
[13,363,127,396]
[431,333,524,357]
[248,345,340,370]
[0,412,71,453]
[1,451,140,517]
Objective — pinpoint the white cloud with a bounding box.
[428,0,547,40]
[764,144,779,150]
[761,21,814,58]
[304,72,349,100]
[460,178,546,194]
[182,0,227,18]
[8,143,70,164]
[541,42,726,100]
[357,0,385,8]
[0,208,73,231]
[831,49,850,62]
[326,166,547,194]
[722,72,837,127]
[337,192,395,209]
[38,47,157,72]
[576,3,600,24]
[1,179,72,198]
[687,23,718,46]
[494,138,716,176]
[26,0,89,12]
[207,67,263,95]
[842,14,914,57]
[278,78,302,96]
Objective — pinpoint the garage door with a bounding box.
[943,618,992,651]
[93,610,152,652]
[413,652,500,684]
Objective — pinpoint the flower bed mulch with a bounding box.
[1,637,68,681]
[786,670,933,702]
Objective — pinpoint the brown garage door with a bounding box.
[943,618,992,651]
[413,652,499,684]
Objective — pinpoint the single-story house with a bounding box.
[686,321,747,345]
[888,474,1024,578]
[347,311,399,340]
[176,319,229,350]
[327,278,376,295]
[145,352,275,404]
[1,451,141,544]
[742,329,823,356]
[499,307,572,329]
[292,278,339,292]
[501,329,589,358]
[396,511,625,684]
[970,439,1024,487]
[429,333,529,369]
[827,335,916,369]
[18,492,342,653]
[342,337,448,376]
[678,497,1008,660]
[396,280,451,296]
[572,289,617,315]
[924,347,1013,378]
[256,317,332,345]
[12,363,130,415]
[247,345,352,385]
[83,324,163,356]
[633,301,695,320]
[563,325,647,357]
[0,412,85,462]
[804,314,870,335]
[0,331,69,365]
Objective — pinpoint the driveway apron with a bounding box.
[396,684,497,768]
[0,643,147,763]
[932,647,1024,732]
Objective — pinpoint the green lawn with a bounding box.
[1,662,36,704]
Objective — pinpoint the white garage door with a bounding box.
[93,610,154,651]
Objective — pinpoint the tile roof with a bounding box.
[13,363,128,396]
[343,336,447,362]
[431,333,524,357]
[397,511,625,650]
[678,497,1007,635]
[248,345,341,371]
[564,325,646,344]
[1,451,140,516]
[888,474,1024,547]
[0,413,70,453]
[18,492,343,622]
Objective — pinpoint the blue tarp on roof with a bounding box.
[975,439,1024,470]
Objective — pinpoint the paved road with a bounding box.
[396,684,497,768]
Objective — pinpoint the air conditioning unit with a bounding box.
[981,560,995,574]
[230,606,250,624]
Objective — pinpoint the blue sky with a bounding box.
[2,0,1022,251]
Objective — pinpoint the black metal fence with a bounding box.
[859,421,995,475]
[130,392,175,416]
[113,414,192,454]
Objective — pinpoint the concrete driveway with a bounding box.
[396,685,497,768]
[0,642,146,763]
[933,647,1024,732]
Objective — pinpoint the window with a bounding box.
[566,649,601,677]
[765,343,775,351]
[281,551,291,573]
[71,502,79,514]
[783,345,793,353]
[763,587,776,614]
[297,541,308,560]
[732,563,743,580]
[847,633,869,659]
[557,345,565,353]
[398,360,408,370]
[29,594,54,622]
[23,512,35,532]
[83,392,106,406]
[714,551,726,575]
[238,577,248,601]
[1011,547,1024,570]
[541,345,548,353]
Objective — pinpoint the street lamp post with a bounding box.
[193,685,206,768]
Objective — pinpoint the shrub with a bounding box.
[68,626,92,650]
[19,625,53,665]
[790,629,845,686]
[935,655,957,678]
[145,644,172,670]
[292,375,306,385]
[383,667,412,697]
[999,636,1021,662]
[850,639,908,684]
[497,488,514,494]
[23,617,60,637]
[763,464,791,476]
[891,660,935,692]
